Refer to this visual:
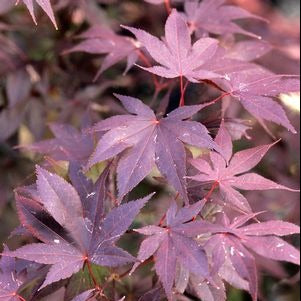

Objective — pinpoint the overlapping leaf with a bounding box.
[123,9,220,82]
[17,0,57,29]
[6,166,153,289]
[87,94,219,203]
[213,68,300,132]
[66,25,138,80]
[22,123,94,165]
[184,0,265,38]
[0,247,23,301]
[132,200,212,300]
[189,123,299,213]
[203,213,300,300]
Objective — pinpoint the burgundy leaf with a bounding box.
[238,221,300,237]
[123,9,220,82]
[18,0,58,29]
[66,26,137,79]
[189,126,298,213]
[231,173,300,192]
[154,235,177,300]
[223,71,300,132]
[243,236,300,265]
[6,168,153,289]
[87,94,218,203]
[134,202,210,298]
[184,0,264,38]
[24,123,94,164]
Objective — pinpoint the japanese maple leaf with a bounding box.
[201,213,300,300]
[212,68,300,133]
[131,200,219,300]
[138,287,163,301]
[184,0,265,38]
[0,247,24,301]
[6,166,153,289]
[16,0,57,29]
[190,274,226,301]
[122,9,220,82]
[21,123,94,165]
[86,94,219,203]
[66,25,138,80]
[189,123,299,213]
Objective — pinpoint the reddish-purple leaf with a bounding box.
[6,168,153,289]
[215,122,233,164]
[134,202,210,298]
[71,289,94,301]
[18,0,58,29]
[243,236,300,265]
[222,71,300,132]
[88,94,218,203]
[138,287,163,301]
[66,26,137,79]
[238,221,300,237]
[24,123,94,165]
[184,0,264,38]
[189,127,298,213]
[231,173,300,192]
[123,10,220,82]
[154,235,177,300]
[190,275,226,301]
[6,69,31,108]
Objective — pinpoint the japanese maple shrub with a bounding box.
[0,1,300,301]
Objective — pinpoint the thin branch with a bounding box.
[85,259,101,291]
[179,75,185,107]
[164,0,172,14]
[203,181,219,203]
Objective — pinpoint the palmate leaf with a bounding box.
[87,94,219,203]
[212,68,300,133]
[5,166,154,289]
[17,0,57,29]
[189,123,299,213]
[66,25,138,80]
[184,0,265,38]
[204,213,300,301]
[22,123,94,165]
[123,9,220,82]
[132,201,211,300]
[0,247,23,301]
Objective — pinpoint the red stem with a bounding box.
[179,75,185,107]
[204,181,219,203]
[17,295,26,301]
[206,92,231,107]
[86,260,101,290]
[164,0,172,14]
[137,49,161,89]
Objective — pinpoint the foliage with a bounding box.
[0,0,300,300]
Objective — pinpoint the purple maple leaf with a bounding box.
[189,123,299,213]
[203,213,300,300]
[132,200,211,300]
[123,9,220,82]
[184,0,265,38]
[87,94,219,203]
[138,287,163,301]
[16,0,57,29]
[213,68,300,133]
[6,166,154,289]
[21,123,94,165]
[0,247,23,301]
[190,274,226,301]
[65,25,138,80]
